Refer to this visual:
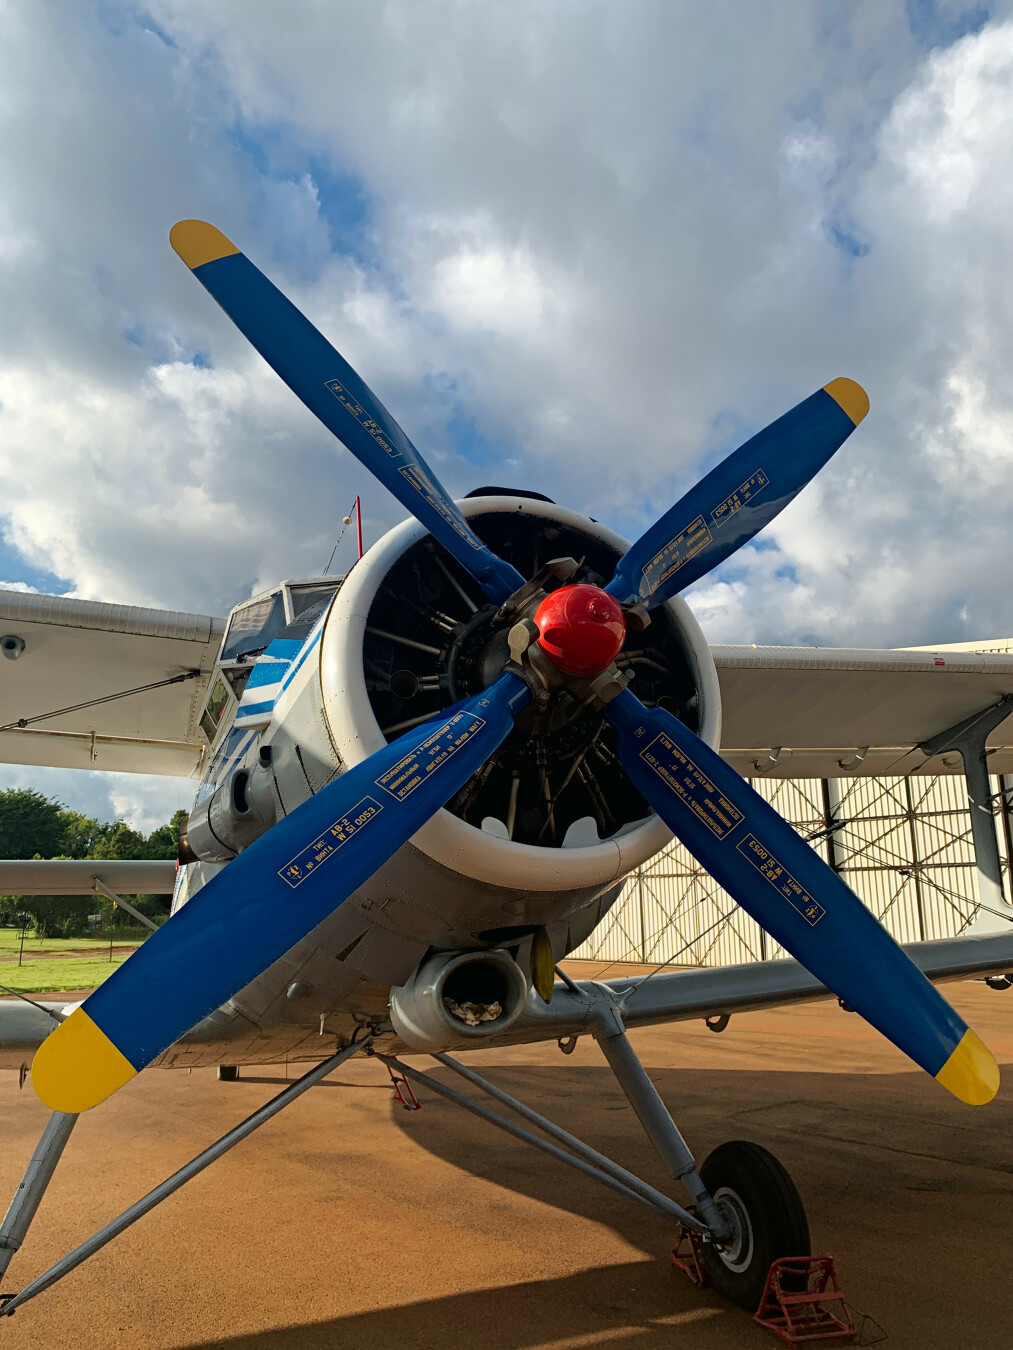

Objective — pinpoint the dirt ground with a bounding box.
[0,977,1011,1349]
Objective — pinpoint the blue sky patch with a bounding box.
[905,1,990,48]
[227,121,374,274]
[0,529,71,595]
[826,220,870,259]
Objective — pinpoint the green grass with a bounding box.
[0,954,135,995]
[0,925,145,994]
[0,927,141,956]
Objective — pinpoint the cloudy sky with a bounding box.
[2,0,1012,827]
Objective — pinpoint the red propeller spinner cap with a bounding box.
[533,584,626,676]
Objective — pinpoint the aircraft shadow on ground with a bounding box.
[181,1263,730,1350]
[177,1058,1012,1349]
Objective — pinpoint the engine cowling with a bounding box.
[320,494,720,895]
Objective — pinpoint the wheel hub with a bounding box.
[712,1186,755,1274]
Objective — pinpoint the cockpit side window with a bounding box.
[289,582,341,619]
[199,675,232,745]
[220,591,288,663]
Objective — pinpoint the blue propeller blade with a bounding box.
[170,221,525,606]
[603,689,998,1104]
[32,673,531,1112]
[605,379,869,610]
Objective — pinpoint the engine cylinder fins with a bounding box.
[389,949,529,1051]
[361,508,702,848]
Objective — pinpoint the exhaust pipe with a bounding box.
[389,949,529,1052]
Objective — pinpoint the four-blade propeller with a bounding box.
[31,221,998,1112]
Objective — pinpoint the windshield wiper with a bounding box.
[232,645,268,664]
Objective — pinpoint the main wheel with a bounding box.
[698,1140,810,1310]
[217,1065,240,1082]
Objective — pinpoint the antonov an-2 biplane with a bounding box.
[2,220,1012,1317]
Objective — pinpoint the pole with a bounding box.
[355,495,363,559]
[903,776,927,942]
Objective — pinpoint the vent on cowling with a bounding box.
[361,508,701,848]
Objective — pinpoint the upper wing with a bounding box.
[713,643,1013,778]
[0,589,224,777]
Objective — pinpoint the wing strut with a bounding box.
[0,1038,372,1316]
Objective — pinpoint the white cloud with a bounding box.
[0,763,188,835]
[430,237,552,336]
[0,1,1012,811]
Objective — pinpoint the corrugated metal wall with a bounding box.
[572,773,1001,967]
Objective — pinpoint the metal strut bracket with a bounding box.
[919,694,1013,931]
[386,1057,421,1110]
[0,1038,371,1316]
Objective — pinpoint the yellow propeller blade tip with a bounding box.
[823,377,870,426]
[169,220,240,271]
[935,1027,999,1105]
[31,1008,136,1113]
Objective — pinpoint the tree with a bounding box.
[144,810,188,860]
[0,788,67,860]
[60,809,109,859]
[0,789,184,937]
[16,893,92,939]
[87,821,149,860]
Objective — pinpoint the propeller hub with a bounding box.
[533,584,626,676]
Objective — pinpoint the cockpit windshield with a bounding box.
[220,591,288,663]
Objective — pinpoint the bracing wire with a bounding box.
[323,498,361,576]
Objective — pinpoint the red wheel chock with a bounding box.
[670,1242,862,1345]
[670,1224,706,1287]
[753,1256,857,1345]
[385,1058,421,1110]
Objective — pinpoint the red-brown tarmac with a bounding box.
[1,970,1010,1349]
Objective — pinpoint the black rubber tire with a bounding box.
[217,1065,240,1082]
[698,1140,810,1310]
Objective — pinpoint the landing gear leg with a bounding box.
[594,1016,728,1239]
[592,1008,809,1308]
[375,1013,810,1313]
